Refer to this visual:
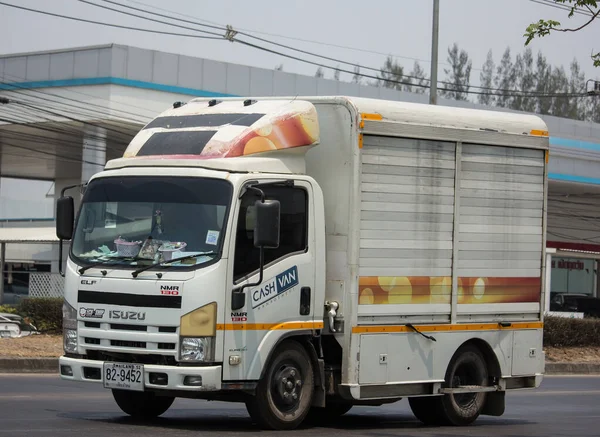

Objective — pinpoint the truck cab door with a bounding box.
[223,180,317,381]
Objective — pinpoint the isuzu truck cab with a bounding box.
[57,96,548,430]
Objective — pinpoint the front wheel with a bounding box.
[305,402,353,424]
[112,389,174,419]
[245,340,314,430]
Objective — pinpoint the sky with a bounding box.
[1,0,599,85]
[1,0,599,218]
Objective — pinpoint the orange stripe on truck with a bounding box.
[217,321,324,331]
[352,321,543,334]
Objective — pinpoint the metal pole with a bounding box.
[0,242,5,305]
[429,0,440,105]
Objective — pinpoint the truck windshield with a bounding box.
[71,176,232,270]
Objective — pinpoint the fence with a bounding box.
[29,273,64,298]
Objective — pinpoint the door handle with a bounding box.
[300,287,311,315]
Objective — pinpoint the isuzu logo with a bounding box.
[81,279,97,285]
[79,308,105,318]
[109,310,146,321]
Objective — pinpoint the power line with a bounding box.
[95,0,582,96]
[528,0,595,17]
[77,0,590,98]
[1,71,159,121]
[2,1,592,103]
[119,0,447,67]
[0,1,224,40]
[77,0,223,37]
[95,0,436,84]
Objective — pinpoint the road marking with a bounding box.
[510,390,600,396]
[0,393,107,400]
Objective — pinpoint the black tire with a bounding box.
[305,402,353,424]
[245,340,314,430]
[439,345,489,426]
[112,389,174,419]
[409,345,488,427]
[408,396,445,426]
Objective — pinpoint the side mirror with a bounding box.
[56,196,75,241]
[253,199,280,249]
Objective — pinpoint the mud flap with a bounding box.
[481,390,505,416]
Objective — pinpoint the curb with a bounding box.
[545,362,600,375]
[0,358,599,375]
[0,358,58,373]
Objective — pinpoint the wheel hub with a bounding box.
[273,365,302,410]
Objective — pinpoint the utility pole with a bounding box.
[430,0,440,105]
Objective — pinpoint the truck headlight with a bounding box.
[180,302,217,362]
[62,300,77,330]
[180,337,215,362]
[64,329,78,354]
[62,300,78,353]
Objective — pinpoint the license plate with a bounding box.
[103,362,144,391]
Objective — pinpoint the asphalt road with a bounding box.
[1,374,599,436]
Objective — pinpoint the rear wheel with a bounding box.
[408,396,444,426]
[305,402,353,424]
[410,345,489,426]
[245,340,314,430]
[112,389,174,419]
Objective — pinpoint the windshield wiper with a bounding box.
[78,256,139,275]
[131,252,218,278]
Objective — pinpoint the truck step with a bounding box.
[439,385,502,394]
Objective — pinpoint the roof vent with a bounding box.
[244,99,257,106]
[208,99,222,107]
[172,101,185,109]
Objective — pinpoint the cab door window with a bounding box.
[233,186,308,282]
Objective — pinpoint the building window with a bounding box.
[233,186,308,281]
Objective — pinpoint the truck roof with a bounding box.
[105,96,548,174]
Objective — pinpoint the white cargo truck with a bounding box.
[56,96,548,430]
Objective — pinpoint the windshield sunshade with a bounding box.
[137,131,217,156]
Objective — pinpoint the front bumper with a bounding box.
[59,356,222,392]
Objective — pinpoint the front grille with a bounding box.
[159,326,177,333]
[110,324,147,332]
[78,290,181,308]
[84,322,101,328]
[158,343,176,350]
[85,337,101,345]
[87,350,178,366]
[110,340,146,348]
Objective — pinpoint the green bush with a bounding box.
[17,297,63,333]
[543,315,600,347]
[0,304,18,314]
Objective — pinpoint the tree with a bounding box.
[352,65,362,84]
[409,61,428,94]
[494,47,515,108]
[333,65,341,81]
[478,50,495,106]
[549,65,570,117]
[534,52,553,115]
[442,43,472,101]
[314,67,325,78]
[568,59,587,120]
[377,56,405,90]
[524,0,600,67]
[510,48,536,113]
